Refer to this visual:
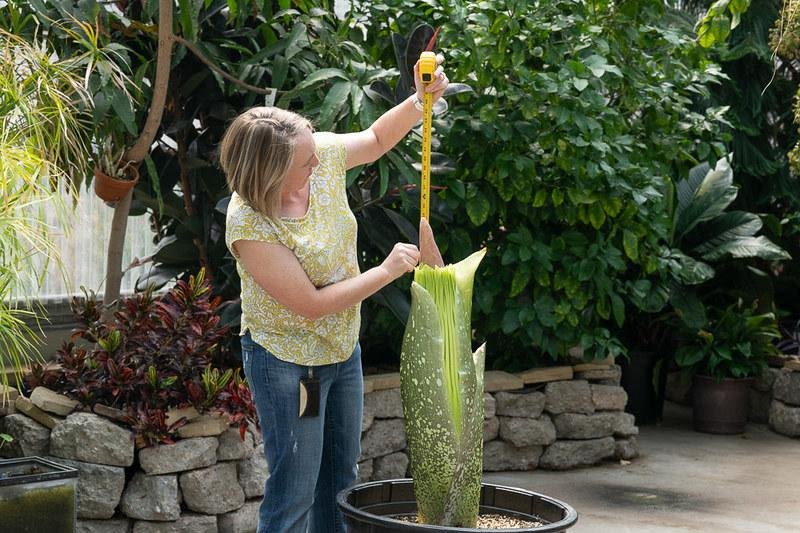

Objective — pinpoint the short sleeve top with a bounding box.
[225,132,360,365]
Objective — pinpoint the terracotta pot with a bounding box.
[692,374,753,434]
[93,165,139,203]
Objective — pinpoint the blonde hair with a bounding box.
[219,107,311,218]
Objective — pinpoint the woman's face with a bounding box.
[282,128,319,194]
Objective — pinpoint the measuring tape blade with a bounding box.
[421,91,433,220]
[418,51,437,222]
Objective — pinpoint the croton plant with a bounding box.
[27,269,257,447]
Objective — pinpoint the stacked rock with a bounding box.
[358,357,639,480]
[768,359,800,438]
[0,386,267,533]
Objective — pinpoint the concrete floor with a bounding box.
[484,402,800,532]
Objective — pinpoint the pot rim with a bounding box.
[694,374,755,383]
[337,478,579,532]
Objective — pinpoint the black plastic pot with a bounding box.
[0,456,78,533]
[619,350,668,425]
[337,479,578,532]
[692,375,753,434]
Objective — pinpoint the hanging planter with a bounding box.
[93,164,139,203]
[337,479,578,532]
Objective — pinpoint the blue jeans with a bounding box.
[240,332,363,533]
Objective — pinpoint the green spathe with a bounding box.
[400,249,486,527]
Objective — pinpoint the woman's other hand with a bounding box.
[413,53,448,104]
[381,243,421,280]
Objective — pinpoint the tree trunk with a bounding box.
[103,0,173,308]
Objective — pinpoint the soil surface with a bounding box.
[394,513,544,528]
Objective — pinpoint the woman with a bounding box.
[221,57,448,533]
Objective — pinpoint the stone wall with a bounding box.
[0,358,638,532]
[359,360,639,481]
[1,389,266,533]
[750,359,800,437]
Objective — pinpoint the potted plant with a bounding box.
[339,213,578,530]
[92,133,140,203]
[618,156,790,424]
[674,300,780,434]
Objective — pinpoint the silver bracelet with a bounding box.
[412,94,425,112]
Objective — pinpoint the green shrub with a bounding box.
[358,0,730,366]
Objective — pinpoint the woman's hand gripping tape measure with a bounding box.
[418,51,437,222]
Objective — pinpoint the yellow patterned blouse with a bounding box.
[225,132,360,366]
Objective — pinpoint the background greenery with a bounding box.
[3,0,798,374]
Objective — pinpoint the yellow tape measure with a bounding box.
[419,51,437,221]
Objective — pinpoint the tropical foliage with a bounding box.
[352,0,731,366]
[695,0,753,48]
[27,270,256,447]
[664,157,790,329]
[4,0,798,373]
[675,299,779,381]
[0,27,92,394]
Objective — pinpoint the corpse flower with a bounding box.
[400,219,486,527]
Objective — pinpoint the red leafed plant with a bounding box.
[27,269,258,447]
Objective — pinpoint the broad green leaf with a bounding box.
[286,68,348,94]
[284,22,307,60]
[675,345,706,367]
[674,159,737,242]
[670,283,707,328]
[701,236,791,261]
[177,0,200,41]
[317,80,350,131]
[153,236,199,265]
[533,189,547,207]
[588,203,606,229]
[610,291,625,326]
[466,194,490,226]
[730,0,750,12]
[673,250,715,285]
[509,268,530,297]
[226,0,238,20]
[378,157,389,198]
[271,55,289,89]
[350,84,364,117]
[111,87,136,134]
[144,155,163,217]
[623,229,638,260]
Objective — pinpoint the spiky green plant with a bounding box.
[0,28,90,395]
[400,249,486,527]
